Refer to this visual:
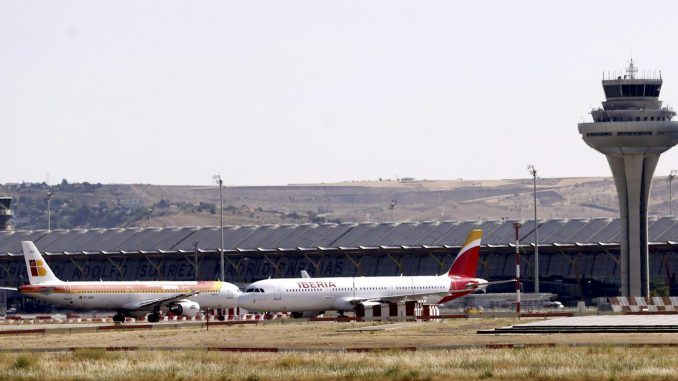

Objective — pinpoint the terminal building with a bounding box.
[1,218,678,312]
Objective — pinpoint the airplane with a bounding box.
[237,228,510,318]
[0,241,241,323]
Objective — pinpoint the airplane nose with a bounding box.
[237,294,253,308]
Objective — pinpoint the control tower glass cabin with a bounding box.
[578,61,678,297]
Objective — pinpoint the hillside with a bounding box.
[2,176,676,230]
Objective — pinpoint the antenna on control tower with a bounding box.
[626,58,638,79]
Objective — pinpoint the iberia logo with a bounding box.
[29,260,47,277]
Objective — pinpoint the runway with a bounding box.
[478,314,678,334]
[2,315,678,355]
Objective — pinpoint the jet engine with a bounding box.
[291,311,324,319]
[169,300,200,317]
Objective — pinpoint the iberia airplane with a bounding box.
[0,241,241,323]
[238,229,507,318]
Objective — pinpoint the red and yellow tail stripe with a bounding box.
[447,229,482,277]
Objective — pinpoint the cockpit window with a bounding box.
[245,288,265,293]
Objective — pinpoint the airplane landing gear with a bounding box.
[112,313,126,323]
[147,312,161,323]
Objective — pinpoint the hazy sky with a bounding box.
[3,0,678,186]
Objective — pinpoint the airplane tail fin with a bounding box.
[445,229,482,278]
[21,241,61,285]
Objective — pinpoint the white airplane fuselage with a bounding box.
[20,280,239,311]
[238,275,483,313]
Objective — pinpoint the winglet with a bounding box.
[446,229,482,278]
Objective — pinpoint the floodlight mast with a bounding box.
[527,165,539,294]
[46,189,52,231]
[147,207,153,228]
[213,175,225,282]
[194,241,199,281]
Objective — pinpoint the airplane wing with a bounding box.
[342,291,449,307]
[341,297,384,308]
[121,291,200,311]
[0,287,17,291]
[377,291,449,303]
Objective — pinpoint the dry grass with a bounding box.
[0,347,677,380]
[2,319,678,380]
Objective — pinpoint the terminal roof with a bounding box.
[2,217,678,256]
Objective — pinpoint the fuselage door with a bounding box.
[274,288,282,301]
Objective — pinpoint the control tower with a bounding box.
[579,60,678,297]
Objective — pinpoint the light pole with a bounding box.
[213,175,225,282]
[46,189,52,231]
[389,200,397,221]
[527,165,539,294]
[147,207,153,228]
[194,241,199,281]
[669,170,678,216]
